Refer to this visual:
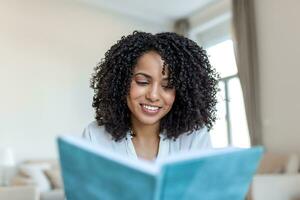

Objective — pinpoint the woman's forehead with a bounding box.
[133,51,169,77]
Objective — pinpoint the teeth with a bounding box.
[143,104,159,111]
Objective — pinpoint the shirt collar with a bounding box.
[125,129,169,160]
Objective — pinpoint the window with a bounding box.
[191,16,250,148]
[206,40,250,148]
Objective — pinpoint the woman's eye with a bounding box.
[136,81,148,85]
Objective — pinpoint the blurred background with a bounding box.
[0,0,299,164]
[1,0,300,199]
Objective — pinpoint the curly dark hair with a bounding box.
[90,31,218,141]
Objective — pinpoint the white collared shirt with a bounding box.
[82,121,212,160]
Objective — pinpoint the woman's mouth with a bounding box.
[140,104,161,115]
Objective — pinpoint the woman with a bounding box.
[83,31,218,161]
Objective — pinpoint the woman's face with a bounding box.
[126,51,176,127]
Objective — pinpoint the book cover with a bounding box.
[57,135,263,200]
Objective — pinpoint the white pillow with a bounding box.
[285,154,300,174]
[19,163,51,192]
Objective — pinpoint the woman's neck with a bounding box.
[131,125,159,140]
[130,120,160,160]
[130,116,160,139]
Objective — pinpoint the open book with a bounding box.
[57,135,263,200]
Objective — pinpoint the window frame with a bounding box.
[219,74,238,146]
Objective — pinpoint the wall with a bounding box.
[0,0,170,162]
[254,0,300,154]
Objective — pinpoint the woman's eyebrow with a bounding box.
[134,72,169,80]
[134,72,151,78]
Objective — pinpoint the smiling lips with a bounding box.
[140,104,161,115]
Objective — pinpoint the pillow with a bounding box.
[285,154,300,174]
[256,153,288,174]
[19,163,51,192]
[44,168,63,189]
[10,176,36,186]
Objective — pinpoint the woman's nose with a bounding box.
[146,84,159,102]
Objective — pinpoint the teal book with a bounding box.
[57,135,263,200]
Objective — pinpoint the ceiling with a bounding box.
[78,0,218,25]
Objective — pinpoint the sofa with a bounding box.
[0,186,39,200]
[248,152,300,200]
[10,160,64,200]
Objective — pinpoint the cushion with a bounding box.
[285,154,300,174]
[257,153,288,174]
[44,168,63,189]
[257,153,299,174]
[10,176,36,186]
[19,163,51,192]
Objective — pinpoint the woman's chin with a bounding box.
[135,116,161,126]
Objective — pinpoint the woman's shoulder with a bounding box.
[175,127,212,150]
[82,121,114,145]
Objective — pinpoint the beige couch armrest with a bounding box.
[0,186,38,200]
[251,174,300,200]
